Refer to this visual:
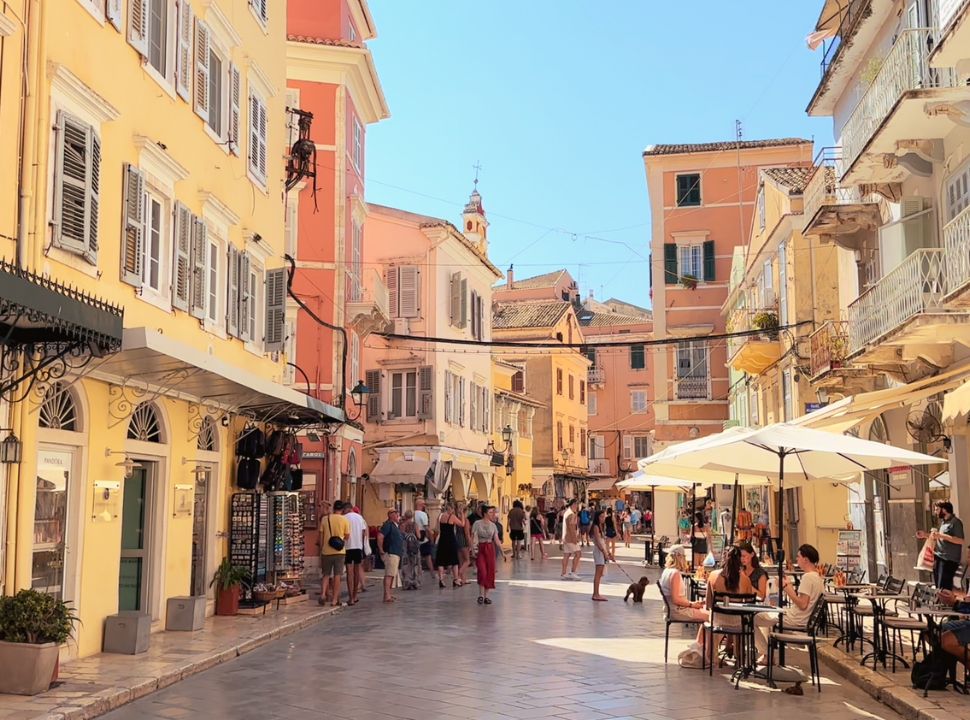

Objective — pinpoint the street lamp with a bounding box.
[501,424,513,446]
[350,380,371,408]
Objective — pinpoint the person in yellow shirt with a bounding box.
[320,500,350,607]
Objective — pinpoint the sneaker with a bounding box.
[568,572,582,580]
[560,574,573,581]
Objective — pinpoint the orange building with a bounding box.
[285,0,389,511]
[643,139,814,449]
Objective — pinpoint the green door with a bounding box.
[119,466,150,612]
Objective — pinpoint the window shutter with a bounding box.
[175,0,193,101]
[399,265,418,318]
[470,383,478,430]
[228,64,241,155]
[459,278,468,328]
[172,202,192,311]
[249,93,267,182]
[478,293,485,340]
[189,217,207,318]
[128,0,148,57]
[512,371,523,393]
[52,112,97,260]
[257,98,267,179]
[194,20,210,122]
[365,369,382,423]
[227,246,240,337]
[664,243,678,284]
[418,365,433,419]
[120,163,145,287]
[106,0,123,31]
[250,0,268,23]
[87,132,101,264]
[622,435,634,460]
[459,378,466,427]
[483,387,490,432]
[444,370,452,423]
[386,267,399,317]
[264,268,286,352]
[238,252,252,341]
[702,239,715,282]
[449,272,461,326]
[588,393,597,416]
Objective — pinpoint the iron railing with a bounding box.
[588,458,611,476]
[676,376,710,401]
[944,204,970,297]
[346,268,389,320]
[802,147,866,232]
[810,320,850,379]
[588,366,606,385]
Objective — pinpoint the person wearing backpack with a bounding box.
[319,501,350,607]
[578,504,592,546]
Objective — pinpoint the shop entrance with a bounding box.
[190,470,210,597]
[32,448,78,602]
[119,464,153,612]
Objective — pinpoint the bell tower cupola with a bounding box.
[462,167,489,254]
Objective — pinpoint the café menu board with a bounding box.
[837,529,863,572]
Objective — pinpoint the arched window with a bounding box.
[38,383,80,431]
[128,403,163,443]
[347,449,357,480]
[197,416,218,452]
[869,415,888,444]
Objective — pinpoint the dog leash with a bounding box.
[609,557,639,584]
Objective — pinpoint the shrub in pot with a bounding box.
[211,558,249,616]
[0,589,77,695]
[752,311,779,338]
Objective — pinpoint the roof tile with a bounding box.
[762,166,814,194]
[643,138,812,157]
[492,301,570,329]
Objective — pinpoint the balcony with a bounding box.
[944,205,970,304]
[345,269,390,336]
[840,28,965,185]
[675,376,710,401]
[726,307,782,376]
[588,458,611,476]
[588,366,606,386]
[810,321,849,380]
[802,148,881,241]
[930,0,970,68]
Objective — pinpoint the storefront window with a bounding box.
[32,450,73,601]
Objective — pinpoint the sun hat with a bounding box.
[667,544,687,557]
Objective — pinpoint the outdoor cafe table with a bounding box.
[830,584,878,652]
[714,603,787,688]
[906,607,970,695]
[851,592,911,670]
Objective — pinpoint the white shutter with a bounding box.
[175,0,193,101]
[238,252,252,341]
[172,202,192,311]
[194,19,210,122]
[470,383,478,431]
[595,435,606,459]
[228,64,241,155]
[622,435,634,460]
[86,130,101,265]
[52,112,97,260]
[387,267,399,317]
[365,369,382,423]
[189,217,207,318]
[459,378,466,427]
[250,0,268,24]
[121,163,145,287]
[227,246,240,337]
[483,387,490,433]
[249,93,267,182]
[128,0,148,57]
[264,268,286,352]
[399,265,418,318]
[257,97,267,179]
[459,278,468,328]
[443,370,452,423]
[106,0,123,31]
[449,272,461,326]
[588,393,597,416]
[418,366,433,420]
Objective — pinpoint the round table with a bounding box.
[714,603,795,687]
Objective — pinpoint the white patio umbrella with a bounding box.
[616,472,696,491]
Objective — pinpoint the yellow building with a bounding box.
[722,166,848,562]
[491,299,590,504]
[0,0,342,659]
[491,359,542,523]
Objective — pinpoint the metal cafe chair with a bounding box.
[658,583,701,664]
[767,596,827,693]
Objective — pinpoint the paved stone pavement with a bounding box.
[103,546,904,720]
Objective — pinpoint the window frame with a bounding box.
[143,0,176,93]
[352,116,363,172]
[677,243,703,279]
[630,390,648,414]
[247,88,268,189]
[242,256,264,354]
[140,186,169,303]
[675,173,701,207]
[632,435,650,458]
[630,344,646,370]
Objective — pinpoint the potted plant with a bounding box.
[0,589,78,695]
[680,273,698,290]
[210,558,249,616]
[752,311,779,338]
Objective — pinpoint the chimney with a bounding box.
[507,264,514,289]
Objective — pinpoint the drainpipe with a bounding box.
[16,0,41,269]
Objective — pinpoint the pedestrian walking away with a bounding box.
[560,498,582,580]
[435,503,462,587]
[918,500,964,590]
[400,510,422,590]
[508,500,527,559]
[341,501,367,605]
[377,509,404,603]
[472,505,506,604]
[529,507,548,560]
[319,500,350,607]
[590,509,612,601]
[579,504,591,546]
[454,502,471,585]
[604,507,618,558]
[415,497,435,573]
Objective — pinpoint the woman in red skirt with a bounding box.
[472,505,506,604]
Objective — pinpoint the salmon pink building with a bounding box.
[285,0,389,516]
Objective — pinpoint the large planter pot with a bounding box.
[0,639,59,695]
[215,585,240,616]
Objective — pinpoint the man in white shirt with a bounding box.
[560,499,582,580]
[754,543,824,659]
[342,501,368,605]
[414,498,434,573]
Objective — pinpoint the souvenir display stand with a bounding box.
[229,491,305,605]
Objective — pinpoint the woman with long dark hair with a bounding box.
[692,511,712,569]
[529,507,548,560]
[703,546,755,654]
[739,541,769,602]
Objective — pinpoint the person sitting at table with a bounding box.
[659,544,708,640]
[739,541,769,602]
[933,588,970,669]
[705,546,755,655]
[753,544,824,661]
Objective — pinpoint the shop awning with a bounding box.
[943,380,970,425]
[368,458,430,486]
[797,365,970,434]
[93,327,345,425]
[587,478,617,492]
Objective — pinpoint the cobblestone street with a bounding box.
[103,547,901,720]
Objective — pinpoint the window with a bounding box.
[348,22,357,42]
[247,260,260,342]
[556,368,563,396]
[664,240,715,284]
[946,161,970,222]
[761,259,774,307]
[143,192,164,292]
[556,421,563,451]
[390,370,417,420]
[678,244,703,279]
[387,265,419,318]
[52,111,100,265]
[207,48,224,136]
[631,390,647,414]
[249,0,268,26]
[569,425,575,448]
[778,241,788,324]
[511,369,524,393]
[588,393,597,416]
[147,0,169,77]
[207,237,220,323]
[630,344,645,370]
[676,341,709,400]
[470,291,485,341]
[580,429,587,456]
[352,116,363,171]
[585,347,596,364]
[783,369,794,422]
[349,221,363,302]
[248,90,268,186]
[579,380,586,404]
[757,187,766,231]
[750,387,760,426]
[449,272,468,328]
[568,374,574,400]
[633,435,650,458]
[676,173,701,207]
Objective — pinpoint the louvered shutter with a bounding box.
[702,239,715,281]
[250,0,268,23]
[483,387,490,432]
[443,370,452,423]
[418,366,433,419]
[52,112,94,259]
[194,20,210,122]
[128,0,148,56]
[622,434,633,460]
[470,383,478,431]
[87,132,101,264]
[227,246,240,337]
[449,272,461,326]
[239,252,252,341]
[365,369,381,423]
[387,267,399,317]
[399,265,418,318]
[172,203,192,311]
[664,243,678,284]
[175,0,193,101]
[264,268,286,352]
[249,94,261,179]
[121,163,145,287]
[106,0,123,31]
[228,64,241,155]
[459,378,466,427]
[189,217,207,318]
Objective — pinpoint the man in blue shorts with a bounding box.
[578,504,592,546]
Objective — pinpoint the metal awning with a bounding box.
[368,458,430,486]
[93,327,344,425]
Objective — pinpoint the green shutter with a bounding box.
[664,243,678,284]
[703,240,715,282]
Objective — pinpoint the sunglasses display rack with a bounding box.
[229,492,269,597]
[266,492,304,586]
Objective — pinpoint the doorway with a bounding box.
[119,464,153,612]
[190,470,210,597]
[32,448,78,602]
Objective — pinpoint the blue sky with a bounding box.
[364,2,833,309]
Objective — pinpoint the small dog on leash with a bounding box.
[623,576,650,603]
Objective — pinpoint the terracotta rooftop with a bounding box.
[492,301,571,329]
[287,35,363,49]
[643,138,812,157]
[762,167,813,194]
[494,269,569,291]
[578,310,652,328]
